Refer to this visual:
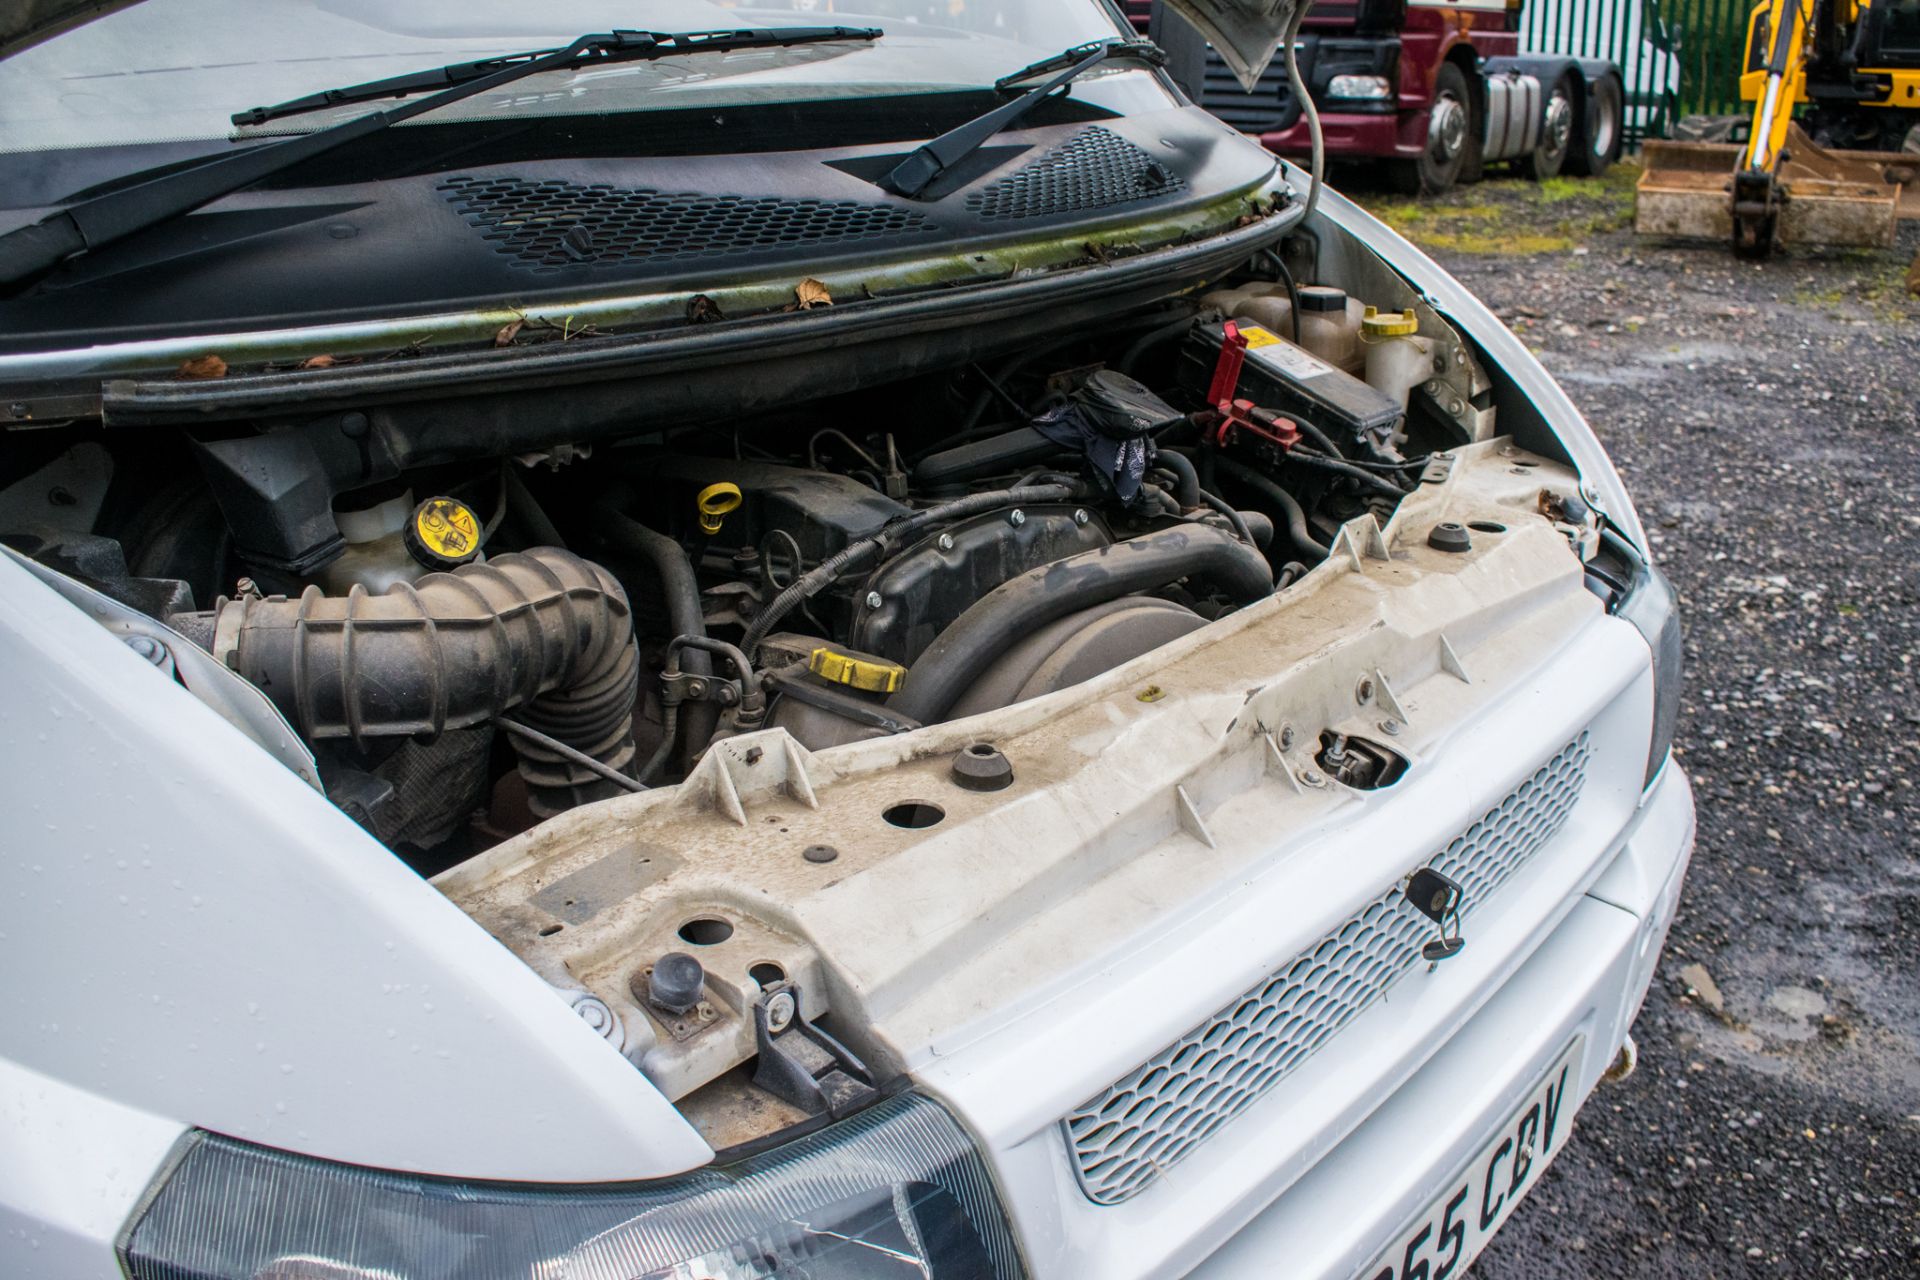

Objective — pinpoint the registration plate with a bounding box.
[1359,1038,1584,1280]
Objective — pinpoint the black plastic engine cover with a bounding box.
[849,503,1112,665]
[645,457,909,565]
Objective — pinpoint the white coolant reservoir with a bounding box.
[315,490,428,596]
[1292,286,1366,374]
[1361,307,1437,413]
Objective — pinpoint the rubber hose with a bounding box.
[1118,312,1202,377]
[888,524,1272,725]
[1290,416,1350,462]
[1203,453,1330,561]
[1237,509,1275,551]
[1198,489,1259,547]
[593,495,717,765]
[1262,248,1303,343]
[912,425,1058,488]
[1286,0,1326,225]
[196,548,638,818]
[1155,449,1203,508]
[503,467,567,550]
[1288,449,1410,498]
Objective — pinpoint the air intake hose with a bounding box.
[195,548,638,818]
[888,524,1272,725]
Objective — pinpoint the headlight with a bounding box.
[1325,73,1393,100]
[1586,528,1683,787]
[121,1093,1026,1280]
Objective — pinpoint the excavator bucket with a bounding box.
[1635,124,1914,249]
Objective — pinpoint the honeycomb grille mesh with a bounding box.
[439,175,939,273]
[964,126,1186,221]
[1064,734,1592,1206]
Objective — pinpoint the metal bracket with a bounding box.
[751,982,878,1120]
[659,668,737,707]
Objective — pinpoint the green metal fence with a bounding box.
[1520,0,1757,144]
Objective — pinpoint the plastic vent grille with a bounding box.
[1064,733,1592,1206]
[438,176,939,273]
[964,126,1186,221]
[1198,53,1295,133]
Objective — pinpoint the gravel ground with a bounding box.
[1348,170,1920,1277]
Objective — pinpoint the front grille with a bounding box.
[439,175,939,273]
[964,127,1186,222]
[1198,50,1295,133]
[1063,734,1592,1206]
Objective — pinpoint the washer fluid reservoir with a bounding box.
[1361,307,1437,413]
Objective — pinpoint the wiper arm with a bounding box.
[234,25,879,127]
[0,26,880,290]
[881,38,1165,199]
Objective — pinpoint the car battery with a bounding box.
[1180,319,1403,445]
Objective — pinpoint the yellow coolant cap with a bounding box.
[403,496,483,570]
[808,647,905,694]
[1362,306,1419,337]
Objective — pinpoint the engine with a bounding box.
[2,271,1492,873]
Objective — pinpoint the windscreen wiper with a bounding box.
[0,26,881,290]
[880,38,1165,199]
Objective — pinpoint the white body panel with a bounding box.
[0,551,711,1276]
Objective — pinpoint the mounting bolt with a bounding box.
[803,844,840,864]
[1008,509,1027,527]
[123,634,169,666]
[1278,725,1296,750]
[766,990,797,1034]
[685,678,708,699]
[1355,676,1376,705]
[865,591,884,610]
[1073,508,1091,526]
[1300,769,1327,788]
[937,533,956,551]
[1380,718,1404,737]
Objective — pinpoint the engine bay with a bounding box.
[2,242,1607,1146]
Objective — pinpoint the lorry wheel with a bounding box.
[1388,62,1473,195]
[1524,73,1577,180]
[1565,72,1623,178]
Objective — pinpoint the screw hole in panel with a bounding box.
[883,801,946,829]
[678,916,735,946]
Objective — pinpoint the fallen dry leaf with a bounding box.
[794,278,832,309]
[687,293,725,324]
[176,354,227,380]
[298,354,337,370]
[494,318,526,347]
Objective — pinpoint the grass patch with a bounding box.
[1351,161,1640,257]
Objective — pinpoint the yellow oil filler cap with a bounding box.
[403,495,483,571]
[696,482,743,534]
[1361,306,1420,337]
[808,646,906,694]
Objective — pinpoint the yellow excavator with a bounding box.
[1637,0,1920,257]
